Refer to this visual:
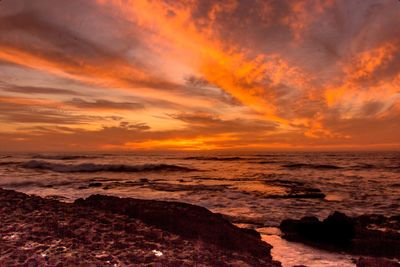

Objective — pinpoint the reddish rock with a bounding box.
[280,212,400,258]
[356,257,400,267]
[0,188,280,266]
[75,194,273,259]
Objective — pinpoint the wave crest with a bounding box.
[183,156,245,161]
[21,160,197,173]
[32,155,98,160]
[282,163,341,170]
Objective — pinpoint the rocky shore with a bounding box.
[280,212,400,266]
[2,187,399,267]
[0,188,280,266]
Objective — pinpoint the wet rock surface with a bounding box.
[280,212,400,260]
[0,188,280,266]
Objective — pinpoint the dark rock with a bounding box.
[286,187,326,199]
[280,212,400,258]
[284,192,326,199]
[0,188,280,266]
[88,182,102,187]
[323,212,355,241]
[75,194,272,259]
[44,195,68,201]
[239,227,262,239]
[280,212,355,244]
[356,257,400,267]
[264,180,326,199]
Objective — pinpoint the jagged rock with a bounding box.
[280,212,400,258]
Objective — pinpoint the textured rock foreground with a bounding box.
[0,188,280,266]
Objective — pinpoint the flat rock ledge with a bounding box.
[0,188,280,267]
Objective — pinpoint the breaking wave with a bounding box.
[21,160,198,173]
[282,163,342,170]
[183,156,246,161]
[282,162,396,170]
[32,155,98,160]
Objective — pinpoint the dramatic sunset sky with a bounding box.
[0,0,399,151]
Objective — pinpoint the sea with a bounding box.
[1,151,399,267]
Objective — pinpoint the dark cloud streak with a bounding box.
[0,85,85,96]
[66,98,145,111]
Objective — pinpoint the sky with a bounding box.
[0,0,399,151]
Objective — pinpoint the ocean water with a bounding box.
[1,151,399,266]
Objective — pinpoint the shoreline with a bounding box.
[1,188,399,267]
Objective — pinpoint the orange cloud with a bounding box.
[0,95,58,107]
[98,0,321,127]
[0,45,152,92]
[325,42,399,113]
[1,0,399,151]
[347,42,397,82]
[282,0,334,41]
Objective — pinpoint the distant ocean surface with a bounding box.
[1,151,399,266]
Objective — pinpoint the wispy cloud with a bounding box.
[0,84,85,96]
[65,98,145,111]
